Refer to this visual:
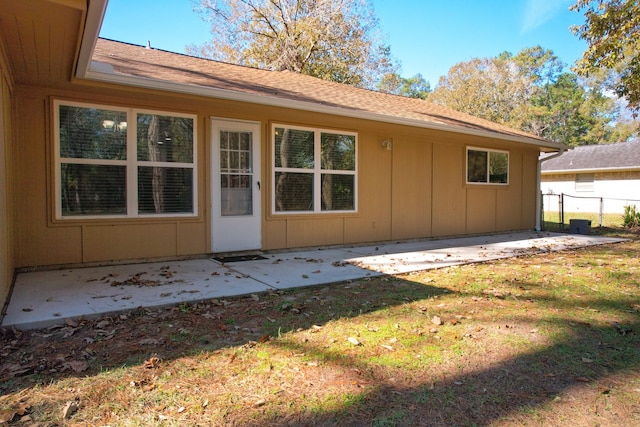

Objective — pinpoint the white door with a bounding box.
[211,119,261,253]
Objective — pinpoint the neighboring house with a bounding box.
[0,0,563,310]
[541,140,640,214]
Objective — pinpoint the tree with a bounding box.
[377,73,431,99]
[429,56,532,127]
[571,0,640,112]
[430,47,638,146]
[188,0,397,88]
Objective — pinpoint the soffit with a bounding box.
[0,0,86,85]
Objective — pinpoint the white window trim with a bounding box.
[54,100,198,219]
[271,123,358,215]
[466,146,510,186]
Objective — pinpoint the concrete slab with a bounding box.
[229,249,384,289]
[1,232,626,329]
[2,259,273,330]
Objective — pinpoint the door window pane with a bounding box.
[221,175,253,216]
[219,131,253,216]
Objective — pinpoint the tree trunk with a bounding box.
[148,115,165,213]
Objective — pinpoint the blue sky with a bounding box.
[100,0,586,87]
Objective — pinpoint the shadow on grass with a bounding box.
[1,238,638,425]
[0,278,449,396]
[246,313,640,426]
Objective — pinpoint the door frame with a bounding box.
[210,118,262,253]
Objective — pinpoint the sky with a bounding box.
[99,0,587,87]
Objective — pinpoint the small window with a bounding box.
[55,100,197,219]
[467,147,509,185]
[575,173,594,192]
[273,125,356,213]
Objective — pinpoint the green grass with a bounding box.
[1,232,639,426]
[542,210,623,230]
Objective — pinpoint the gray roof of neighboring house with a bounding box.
[541,140,640,172]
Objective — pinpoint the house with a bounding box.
[541,140,640,214]
[0,0,564,310]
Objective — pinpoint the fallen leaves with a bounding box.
[143,356,162,369]
[62,399,80,419]
[0,401,30,424]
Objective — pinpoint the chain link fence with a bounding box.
[541,193,640,231]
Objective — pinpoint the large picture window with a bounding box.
[55,100,197,218]
[273,125,356,213]
[466,147,509,185]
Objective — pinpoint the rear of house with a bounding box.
[0,0,563,313]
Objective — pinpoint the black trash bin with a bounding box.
[569,219,591,235]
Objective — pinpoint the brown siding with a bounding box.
[521,151,539,228]
[83,224,177,263]
[496,151,524,232]
[466,188,497,234]
[344,131,392,244]
[391,137,432,240]
[432,142,466,236]
[11,81,543,269]
[0,51,15,308]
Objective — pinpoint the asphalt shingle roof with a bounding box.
[541,140,640,172]
[91,38,554,147]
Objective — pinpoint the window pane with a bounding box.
[60,164,126,215]
[138,167,193,214]
[274,127,314,169]
[137,114,194,163]
[489,152,508,184]
[59,105,127,160]
[467,150,488,183]
[221,174,252,216]
[274,172,313,211]
[321,174,355,211]
[321,133,355,171]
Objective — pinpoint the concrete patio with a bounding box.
[1,231,625,330]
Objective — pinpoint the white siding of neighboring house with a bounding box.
[541,170,640,214]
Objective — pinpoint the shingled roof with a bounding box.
[88,38,561,151]
[541,140,640,172]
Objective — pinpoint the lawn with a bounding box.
[1,230,639,426]
[542,210,623,231]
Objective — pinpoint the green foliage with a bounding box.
[431,45,639,146]
[622,204,640,227]
[377,73,431,99]
[430,56,532,127]
[571,0,640,114]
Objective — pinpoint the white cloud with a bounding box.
[521,0,573,33]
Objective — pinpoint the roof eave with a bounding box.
[85,66,564,151]
[77,0,564,153]
[74,0,107,80]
